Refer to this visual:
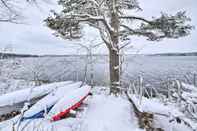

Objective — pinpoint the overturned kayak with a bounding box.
[21,82,83,121]
[0,81,73,115]
[48,85,91,121]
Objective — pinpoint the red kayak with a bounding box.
[47,85,91,121]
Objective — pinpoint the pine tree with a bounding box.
[45,0,193,95]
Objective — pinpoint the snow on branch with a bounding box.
[45,9,113,40]
[120,11,193,41]
[120,24,161,41]
[119,16,151,24]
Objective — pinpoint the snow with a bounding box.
[23,82,82,119]
[0,87,142,131]
[0,77,35,95]
[130,94,196,131]
[0,81,73,107]
[79,94,141,131]
[0,118,73,131]
[0,85,196,131]
[182,82,197,92]
[131,95,172,114]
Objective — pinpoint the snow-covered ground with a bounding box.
[79,94,141,131]
[0,93,142,131]
[0,84,196,131]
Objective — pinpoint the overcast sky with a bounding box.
[0,0,196,55]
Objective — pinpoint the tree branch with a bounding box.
[120,24,163,41]
[0,0,15,13]
[63,14,113,33]
[120,11,193,41]
[119,16,152,24]
[0,17,20,24]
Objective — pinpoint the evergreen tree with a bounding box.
[45,0,193,94]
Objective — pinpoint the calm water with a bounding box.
[2,55,197,87]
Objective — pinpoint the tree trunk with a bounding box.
[109,49,120,94]
[108,0,121,95]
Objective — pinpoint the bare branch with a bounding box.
[0,0,15,13]
[119,41,133,50]
[0,15,21,24]
[0,0,22,23]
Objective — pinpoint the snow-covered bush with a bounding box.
[126,77,197,131]
[167,81,197,122]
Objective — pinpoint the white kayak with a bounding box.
[21,82,83,120]
[0,81,73,108]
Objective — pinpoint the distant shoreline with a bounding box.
[0,52,197,59]
[149,52,197,56]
